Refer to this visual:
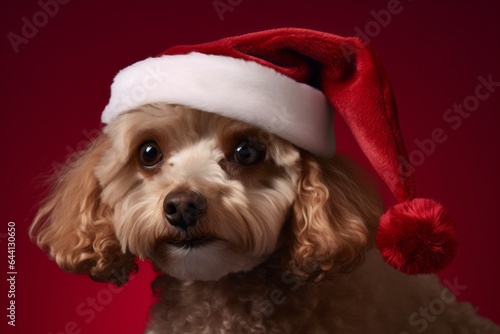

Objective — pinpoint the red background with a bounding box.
[1,1,499,333]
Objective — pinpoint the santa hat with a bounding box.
[102,28,458,275]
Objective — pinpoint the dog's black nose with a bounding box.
[163,189,207,230]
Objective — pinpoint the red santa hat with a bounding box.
[102,28,458,275]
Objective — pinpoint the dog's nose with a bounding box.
[163,189,207,229]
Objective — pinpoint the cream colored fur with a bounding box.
[31,104,499,333]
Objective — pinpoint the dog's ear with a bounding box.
[30,135,137,285]
[289,152,382,280]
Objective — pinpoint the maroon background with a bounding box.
[1,1,499,333]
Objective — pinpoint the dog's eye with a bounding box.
[233,139,265,166]
[138,141,163,168]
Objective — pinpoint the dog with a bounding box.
[31,103,499,333]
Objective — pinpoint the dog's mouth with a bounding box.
[167,237,216,249]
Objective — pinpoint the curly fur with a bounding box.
[31,104,499,333]
[30,137,137,284]
[289,152,380,279]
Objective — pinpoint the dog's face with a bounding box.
[31,104,382,284]
[99,104,301,281]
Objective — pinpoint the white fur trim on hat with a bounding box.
[101,52,335,157]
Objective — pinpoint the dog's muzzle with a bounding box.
[163,189,207,230]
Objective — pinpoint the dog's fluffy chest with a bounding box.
[148,264,335,333]
[145,251,498,334]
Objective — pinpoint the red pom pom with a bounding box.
[376,198,458,275]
